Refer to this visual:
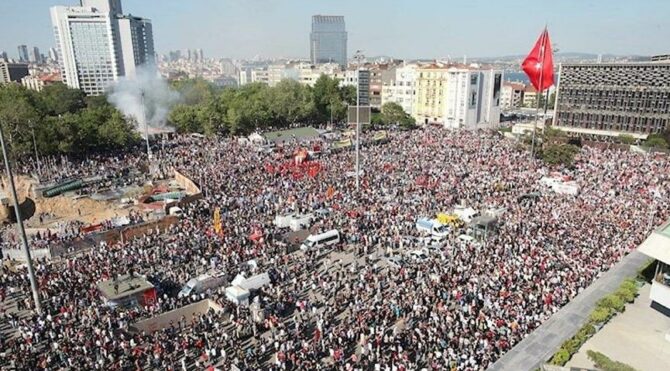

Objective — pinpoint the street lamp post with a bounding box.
[354,50,364,192]
[141,92,151,160]
[0,122,41,314]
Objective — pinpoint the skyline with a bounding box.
[1,0,669,61]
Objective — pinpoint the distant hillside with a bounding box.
[474,52,650,62]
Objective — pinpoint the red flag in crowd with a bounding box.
[521,28,554,92]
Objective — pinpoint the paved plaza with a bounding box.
[567,284,670,371]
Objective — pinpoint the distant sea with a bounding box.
[504,72,529,83]
[504,71,560,84]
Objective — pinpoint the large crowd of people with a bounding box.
[0,128,668,370]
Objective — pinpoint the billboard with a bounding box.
[347,106,371,124]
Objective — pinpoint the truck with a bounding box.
[178,271,227,298]
[415,218,449,238]
[289,213,314,231]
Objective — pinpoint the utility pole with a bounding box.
[29,121,41,179]
[0,122,41,314]
[354,50,364,192]
[141,92,151,160]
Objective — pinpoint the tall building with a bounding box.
[50,0,154,95]
[48,47,58,62]
[553,62,670,138]
[0,61,29,83]
[29,46,41,63]
[0,51,8,62]
[117,15,154,77]
[413,63,502,129]
[17,45,29,62]
[310,15,347,67]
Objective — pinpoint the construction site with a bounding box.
[0,168,202,260]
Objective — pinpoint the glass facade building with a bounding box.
[51,0,153,95]
[310,15,347,68]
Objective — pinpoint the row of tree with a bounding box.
[0,83,138,157]
[168,76,358,136]
[167,75,416,136]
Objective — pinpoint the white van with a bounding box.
[232,272,271,291]
[178,271,227,298]
[300,230,340,251]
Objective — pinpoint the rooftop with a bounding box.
[97,274,154,301]
[637,219,670,263]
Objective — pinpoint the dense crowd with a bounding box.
[0,128,668,370]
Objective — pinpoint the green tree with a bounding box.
[97,109,138,149]
[380,102,415,127]
[265,79,316,126]
[0,84,40,155]
[645,135,668,149]
[618,134,636,145]
[37,83,86,116]
[171,78,218,105]
[540,143,580,166]
[169,104,202,133]
[311,75,351,123]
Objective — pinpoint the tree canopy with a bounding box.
[168,76,355,136]
[0,75,364,156]
[0,83,138,157]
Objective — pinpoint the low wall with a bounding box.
[129,299,223,334]
[174,170,201,196]
[2,247,51,261]
[120,216,179,243]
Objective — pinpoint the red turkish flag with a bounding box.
[521,28,554,92]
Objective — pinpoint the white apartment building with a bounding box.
[414,64,502,129]
[251,69,269,85]
[381,64,418,115]
[267,64,299,87]
[298,63,341,87]
[500,82,526,109]
[51,0,154,95]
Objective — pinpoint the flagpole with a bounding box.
[530,28,547,158]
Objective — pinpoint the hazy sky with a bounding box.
[1,0,668,60]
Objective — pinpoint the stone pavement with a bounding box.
[488,250,650,371]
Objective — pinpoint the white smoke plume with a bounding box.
[107,65,179,137]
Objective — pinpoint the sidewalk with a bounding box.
[488,250,649,371]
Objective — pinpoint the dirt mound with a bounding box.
[1,175,140,228]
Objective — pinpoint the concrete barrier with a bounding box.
[174,170,201,195]
[120,216,179,242]
[129,299,223,334]
[2,247,51,261]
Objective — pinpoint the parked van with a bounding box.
[178,271,227,298]
[300,229,340,251]
[416,218,449,238]
[289,213,314,231]
[232,272,271,291]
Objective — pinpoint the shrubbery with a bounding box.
[586,350,638,371]
[547,278,640,366]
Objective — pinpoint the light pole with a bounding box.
[28,120,41,179]
[141,92,151,160]
[354,50,364,192]
[0,122,41,314]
